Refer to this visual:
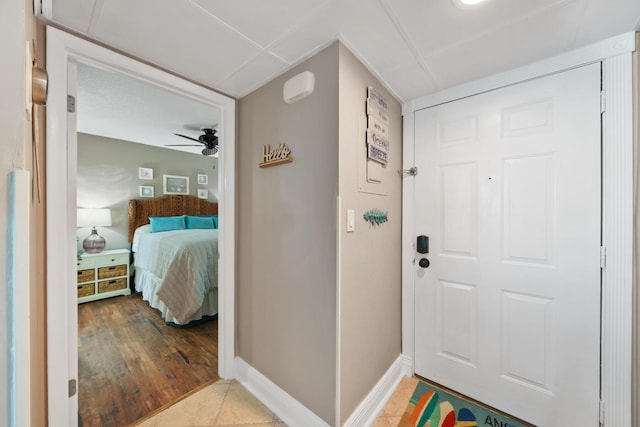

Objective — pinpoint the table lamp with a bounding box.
[77,208,112,254]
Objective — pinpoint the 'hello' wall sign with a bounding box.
[259,143,293,168]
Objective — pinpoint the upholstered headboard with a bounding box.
[128,195,218,243]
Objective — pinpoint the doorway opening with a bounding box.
[46,27,236,427]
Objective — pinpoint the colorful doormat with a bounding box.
[398,381,531,427]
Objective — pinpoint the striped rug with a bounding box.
[398,381,532,427]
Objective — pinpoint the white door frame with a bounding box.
[45,26,237,427]
[402,32,635,427]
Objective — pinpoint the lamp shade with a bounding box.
[77,208,112,227]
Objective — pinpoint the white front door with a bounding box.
[413,63,601,426]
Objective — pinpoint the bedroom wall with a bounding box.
[337,45,402,424]
[77,132,219,251]
[237,43,339,424]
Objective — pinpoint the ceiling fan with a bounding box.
[165,127,218,156]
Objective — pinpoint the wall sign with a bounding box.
[366,86,389,124]
[259,143,293,168]
[366,86,390,166]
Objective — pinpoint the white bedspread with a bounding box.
[134,229,218,324]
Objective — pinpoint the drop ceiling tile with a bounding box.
[189,0,325,48]
[572,0,640,46]
[379,62,439,103]
[51,0,97,34]
[90,0,261,88]
[271,0,416,75]
[269,0,349,64]
[386,0,567,57]
[216,53,289,98]
[427,0,581,89]
[337,0,418,75]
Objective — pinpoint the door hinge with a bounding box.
[600,91,606,113]
[67,95,76,113]
[599,399,604,425]
[600,246,606,269]
[68,379,77,397]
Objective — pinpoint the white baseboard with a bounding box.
[235,357,330,427]
[401,353,414,377]
[343,355,407,427]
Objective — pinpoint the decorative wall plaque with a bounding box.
[259,143,293,168]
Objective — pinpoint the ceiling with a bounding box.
[76,63,221,156]
[49,0,639,155]
[47,0,640,103]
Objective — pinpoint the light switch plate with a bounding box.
[347,209,355,232]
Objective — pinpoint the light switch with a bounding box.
[347,209,355,232]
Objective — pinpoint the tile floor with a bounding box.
[134,376,419,427]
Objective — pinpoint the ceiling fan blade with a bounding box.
[164,144,203,147]
[173,133,203,144]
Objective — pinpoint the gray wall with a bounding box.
[77,133,219,250]
[237,41,403,425]
[337,45,402,423]
[238,43,339,424]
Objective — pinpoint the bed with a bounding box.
[128,195,219,326]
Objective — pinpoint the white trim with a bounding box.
[9,170,31,427]
[401,110,415,375]
[235,357,330,427]
[601,52,634,427]
[404,32,636,115]
[402,32,636,427]
[342,355,406,427]
[401,354,414,376]
[335,196,342,426]
[46,26,237,427]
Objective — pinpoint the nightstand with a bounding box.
[76,248,131,303]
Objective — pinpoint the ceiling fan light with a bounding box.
[202,147,218,156]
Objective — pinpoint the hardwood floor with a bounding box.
[78,293,218,426]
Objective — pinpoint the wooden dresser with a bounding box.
[76,248,131,303]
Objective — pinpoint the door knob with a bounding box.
[418,258,430,268]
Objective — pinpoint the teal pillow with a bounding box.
[149,215,186,233]
[196,214,218,229]
[185,215,214,229]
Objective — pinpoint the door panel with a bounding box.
[414,63,601,426]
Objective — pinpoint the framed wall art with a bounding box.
[197,174,208,185]
[139,185,154,198]
[138,167,154,180]
[163,174,189,195]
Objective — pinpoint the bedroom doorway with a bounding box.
[74,62,223,425]
[46,27,237,427]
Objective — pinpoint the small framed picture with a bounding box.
[139,167,154,180]
[197,174,208,185]
[197,188,208,199]
[163,174,189,195]
[139,186,154,198]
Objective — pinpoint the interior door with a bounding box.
[413,63,602,426]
